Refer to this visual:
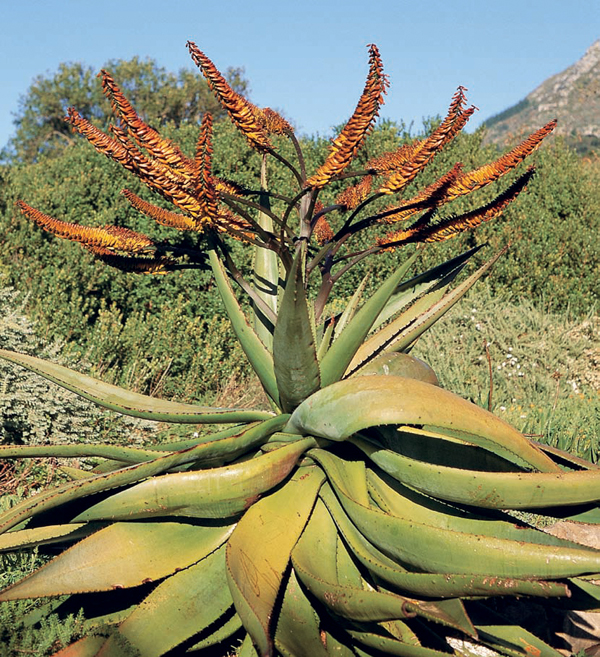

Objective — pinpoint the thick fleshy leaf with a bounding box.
[286,375,559,472]
[291,498,477,635]
[476,624,564,657]
[366,467,587,549]
[226,466,325,657]
[360,440,600,509]
[274,568,329,657]
[348,627,450,657]
[98,544,233,657]
[75,437,316,521]
[347,248,502,375]
[50,635,108,657]
[0,348,273,424]
[273,245,321,412]
[0,521,233,600]
[319,482,570,599]
[208,249,279,404]
[0,415,288,534]
[333,477,600,579]
[186,610,242,652]
[371,246,481,330]
[0,523,95,551]
[0,443,169,464]
[319,257,417,387]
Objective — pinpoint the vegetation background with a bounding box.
[0,57,598,655]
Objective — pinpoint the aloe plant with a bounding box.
[1,42,598,657]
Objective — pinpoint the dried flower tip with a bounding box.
[257,108,294,136]
[306,44,388,189]
[187,42,272,151]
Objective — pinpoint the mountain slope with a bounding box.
[483,40,600,151]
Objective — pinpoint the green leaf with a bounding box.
[274,568,329,657]
[319,483,570,599]
[360,440,600,509]
[99,544,233,657]
[208,248,279,404]
[476,624,564,657]
[330,471,600,579]
[0,414,289,534]
[0,348,274,424]
[251,158,279,349]
[75,437,316,521]
[347,248,502,375]
[319,256,417,387]
[372,246,481,330]
[226,466,325,657]
[0,521,233,600]
[273,245,321,412]
[0,523,95,551]
[286,375,560,472]
[292,497,477,635]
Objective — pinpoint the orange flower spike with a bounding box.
[66,109,134,172]
[101,70,191,172]
[17,201,155,254]
[336,175,374,210]
[306,44,388,189]
[378,89,475,195]
[258,108,294,136]
[194,113,221,225]
[444,120,557,199]
[187,42,271,152]
[417,167,536,243]
[377,167,535,249]
[379,163,464,224]
[121,190,199,232]
[84,245,176,275]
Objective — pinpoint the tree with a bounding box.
[7,57,248,163]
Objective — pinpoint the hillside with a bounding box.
[483,40,600,152]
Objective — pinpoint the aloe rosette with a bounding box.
[1,42,599,657]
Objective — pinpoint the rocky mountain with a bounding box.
[483,40,600,152]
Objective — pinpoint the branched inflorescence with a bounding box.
[4,44,584,657]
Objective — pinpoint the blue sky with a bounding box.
[1,0,598,150]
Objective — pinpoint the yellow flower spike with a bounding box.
[187,41,272,152]
[17,201,155,254]
[306,44,388,189]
